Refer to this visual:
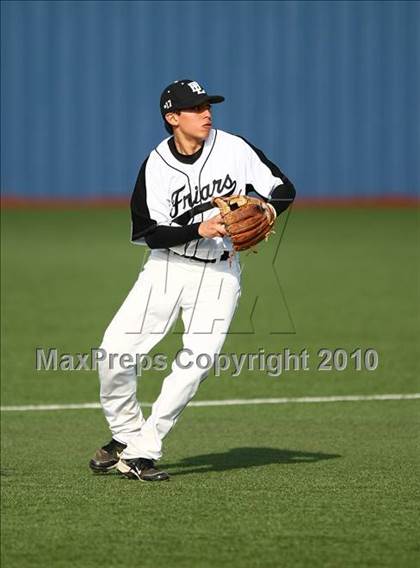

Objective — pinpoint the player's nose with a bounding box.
[202,106,212,119]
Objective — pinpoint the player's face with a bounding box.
[175,103,213,141]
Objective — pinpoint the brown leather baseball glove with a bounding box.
[212,195,276,252]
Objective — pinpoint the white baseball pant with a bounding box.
[98,250,241,461]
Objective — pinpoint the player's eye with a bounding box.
[194,104,211,112]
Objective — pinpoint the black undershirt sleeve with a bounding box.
[245,180,296,215]
[131,158,157,241]
[268,182,296,215]
[144,223,201,249]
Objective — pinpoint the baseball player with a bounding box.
[89,79,296,481]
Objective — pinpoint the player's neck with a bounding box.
[173,132,204,156]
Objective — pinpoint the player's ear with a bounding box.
[165,112,179,128]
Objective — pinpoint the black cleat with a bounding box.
[89,438,127,473]
[117,457,170,482]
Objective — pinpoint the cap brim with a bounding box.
[207,95,225,104]
[175,94,225,111]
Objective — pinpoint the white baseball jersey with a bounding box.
[131,129,286,260]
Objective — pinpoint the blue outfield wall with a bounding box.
[1,0,419,199]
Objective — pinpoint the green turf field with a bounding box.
[1,207,420,567]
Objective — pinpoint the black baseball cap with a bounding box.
[160,79,225,117]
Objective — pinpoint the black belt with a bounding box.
[170,250,230,264]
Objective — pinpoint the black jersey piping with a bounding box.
[239,136,290,185]
[154,147,196,256]
[238,136,294,206]
[191,129,218,257]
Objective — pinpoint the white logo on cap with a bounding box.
[188,81,205,95]
[163,100,172,110]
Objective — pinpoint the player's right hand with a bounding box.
[198,214,227,238]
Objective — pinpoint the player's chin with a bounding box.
[200,125,212,138]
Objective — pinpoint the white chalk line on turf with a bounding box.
[1,393,419,412]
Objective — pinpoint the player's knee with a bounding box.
[174,364,211,392]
